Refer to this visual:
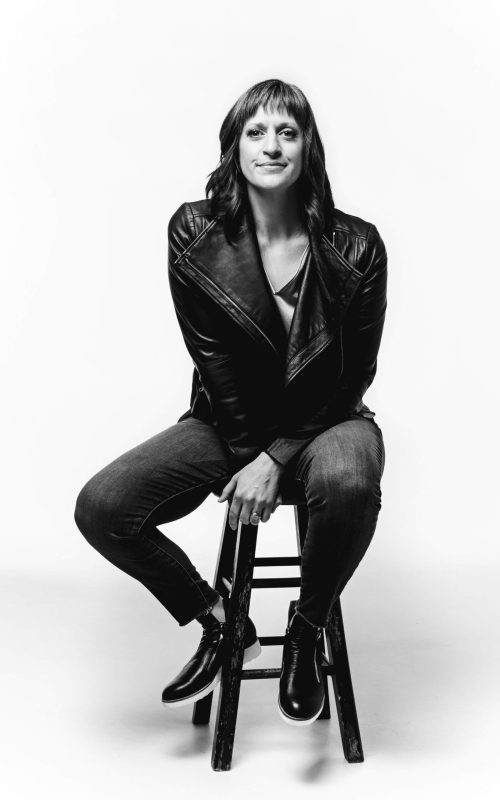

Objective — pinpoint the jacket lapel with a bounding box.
[283,233,363,384]
[179,214,289,361]
[176,211,364,388]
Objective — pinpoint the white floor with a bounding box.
[1,562,498,800]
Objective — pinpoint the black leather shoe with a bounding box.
[162,596,261,707]
[278,611,325,726]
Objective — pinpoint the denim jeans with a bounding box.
[74,413,385,629]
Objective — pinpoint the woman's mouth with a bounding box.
[257,163,286,169]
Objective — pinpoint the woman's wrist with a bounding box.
[259,450,285,473]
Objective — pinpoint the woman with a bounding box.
[74,78,387,727]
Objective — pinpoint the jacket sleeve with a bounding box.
[262,224,388,468]
[168,203,263,466]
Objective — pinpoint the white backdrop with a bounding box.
[1,1,499,797]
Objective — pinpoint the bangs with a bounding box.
[238,81,309,131]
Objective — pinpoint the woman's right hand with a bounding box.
[217,453,284,529]
[271,493,283,514]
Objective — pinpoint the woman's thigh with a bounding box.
[74,416,233,541]
[291,414,385,499]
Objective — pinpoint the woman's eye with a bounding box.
[246,128,298,138]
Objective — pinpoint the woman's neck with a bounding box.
[246,184,306,245]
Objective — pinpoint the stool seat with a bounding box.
[212,477,307,507]
[199,490,364,771]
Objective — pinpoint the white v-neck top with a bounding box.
[261,243,310,335]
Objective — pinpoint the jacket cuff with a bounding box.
[227,443,263,468]
[263,436,315,469]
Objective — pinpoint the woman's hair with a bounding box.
[205,78,336,247]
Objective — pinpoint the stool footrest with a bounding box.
[241,664,335,680]
[251,577,301,588]
[258,635,285,646]
[254,556,301,567]
[241,668,281,680]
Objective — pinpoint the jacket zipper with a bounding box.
[182,255,282,360]
[173,218,218,265]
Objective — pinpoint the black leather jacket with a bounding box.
[167,199,387,469]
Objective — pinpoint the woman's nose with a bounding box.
[263,132,281,155]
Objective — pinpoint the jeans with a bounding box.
[74,413,385,629]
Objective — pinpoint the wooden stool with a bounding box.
[193,484,364,771]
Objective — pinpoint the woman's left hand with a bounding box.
[217,451,284,529]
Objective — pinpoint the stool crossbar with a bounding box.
[192,496,364,771]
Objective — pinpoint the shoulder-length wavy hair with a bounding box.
[205,78,336,247]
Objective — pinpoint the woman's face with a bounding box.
[238,104,304,193]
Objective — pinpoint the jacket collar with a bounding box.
[176,210,364,387]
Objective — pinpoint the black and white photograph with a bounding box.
[1,1,499,796]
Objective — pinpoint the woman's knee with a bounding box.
[73,471,124,549]
[309,457,380,507]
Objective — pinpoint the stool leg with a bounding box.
[318,629,332,720]
[211,522,257,771]
[294,503,309,552]
[325,598,364,763]
[192,507,237,726]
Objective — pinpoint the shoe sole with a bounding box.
[162,638,262,708]
[277,695,325,726]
